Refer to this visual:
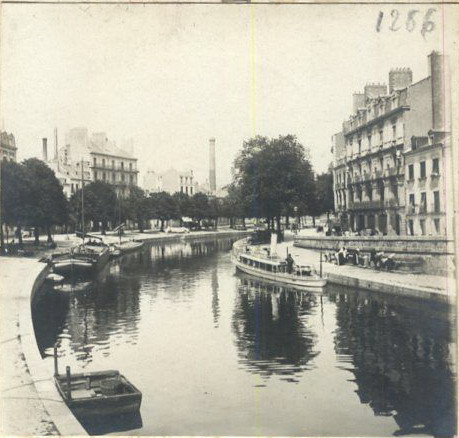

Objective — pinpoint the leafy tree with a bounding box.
[172,192,192,224]
[22,159,68,243]
[0,160,33,247]
[124,186,149,232]
[70,181,117,235]
[315,169,335,222]
[232,135,315,233]
[188,193,210,225]
[149,192,180,231]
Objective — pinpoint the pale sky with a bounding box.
[1,3,457,187]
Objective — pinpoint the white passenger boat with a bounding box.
[231,238,327,290]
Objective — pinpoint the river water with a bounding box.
[32,237,456,436]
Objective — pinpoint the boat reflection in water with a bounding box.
[233,274,319,380]
[330,285,456,437]
[32,237,456,436]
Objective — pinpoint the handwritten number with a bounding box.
[389,9,401,31]
[376,11,384,32]
[421,8,436,39]
[406,10,419,32]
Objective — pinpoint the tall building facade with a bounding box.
[46,128,138,198]
[1,131,17,162]
[143,168,195,195]
[333,52,452,236]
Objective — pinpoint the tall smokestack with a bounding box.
[54,128,58,160]
[42,138,48,162]
[209,138,216,194]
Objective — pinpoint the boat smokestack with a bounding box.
[209,138,216,194]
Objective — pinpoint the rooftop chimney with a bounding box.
[42,138,48,162]
[388,67,412,93]
[209,138,216,194]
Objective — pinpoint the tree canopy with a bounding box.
[232,135,316,231]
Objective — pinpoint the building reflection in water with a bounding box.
[232,275,319,379]
[330,285,456,437]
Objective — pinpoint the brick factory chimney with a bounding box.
[388,67,413,93]
[42,138,48,162]
[209,138,216,194]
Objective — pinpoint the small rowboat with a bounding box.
[53,345,142,418]
[231,239,327,290]
[114,240,144,255]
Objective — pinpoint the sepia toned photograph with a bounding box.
[0,1,458,436]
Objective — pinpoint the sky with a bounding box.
[1,3,457,187]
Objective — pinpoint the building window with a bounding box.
[392,124,396,139]
[434,218,440,234]
[103,172,106,181]
[420,192,427,213]
[129,163,132,171]
[432,158,439,175]
[71,183,74,193]
[121,174,125,182]
[186,186,189,194]
[433,191,440,213]
[420,219,426,235]
[181,186,183,193]
[112,172,116,181]
[408,164,414,180]
[102,159,105,167]
[121,162,124,170]
[93,157,97,166]
[112,160,115,168]
[420,161,426,178]
[409,194,415,213]
[367,135,372,148]
[95,171,98,179]
[379,130,383,145]
[408,220,414,235]
[130,175,133,184]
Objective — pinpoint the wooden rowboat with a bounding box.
[53,346,142,418]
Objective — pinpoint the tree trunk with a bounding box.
[34,227,40,245]
[242,217,246,227]
[286,215,290,226]
[312,216,316,227]
[47,225,53,243]
[138,218,144,233]
[101,221,106,235]
[276,215,281,234]
[0,224,4,252]
[17,224,23,246]
[271,217,275,230]
[160,219,165,231]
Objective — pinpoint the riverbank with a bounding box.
[282,241,456,304]
[0,228,248,435]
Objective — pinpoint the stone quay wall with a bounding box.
[294,235,455,275]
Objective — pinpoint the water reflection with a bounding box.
[330,286,456,437]
[232,275,319,379]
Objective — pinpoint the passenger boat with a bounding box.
[231,239,327,290]
[53,346,142,418]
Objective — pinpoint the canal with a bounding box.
[32,237,456,436]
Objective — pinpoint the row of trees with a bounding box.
[1,134,334,248]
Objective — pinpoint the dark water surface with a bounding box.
[33,237,457,436]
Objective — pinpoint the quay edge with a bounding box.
[1,229,249,435]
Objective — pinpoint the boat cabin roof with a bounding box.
[240,253,287,266]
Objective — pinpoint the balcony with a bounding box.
[384,167,403,178]
[348,200,384,210]
[384,198,402,208]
